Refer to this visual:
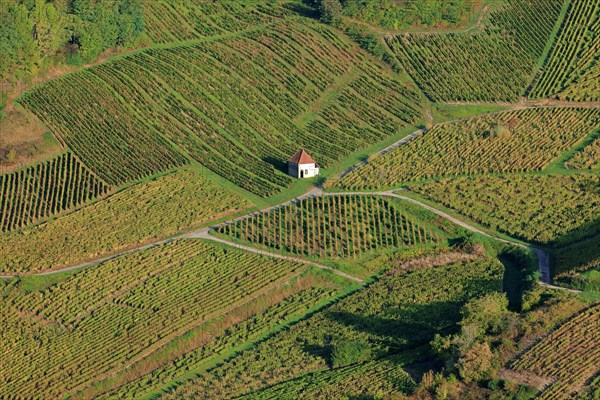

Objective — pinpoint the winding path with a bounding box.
[184,228,363,284]
[1,186,561,288]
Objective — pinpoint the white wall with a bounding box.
[296,163,319,178]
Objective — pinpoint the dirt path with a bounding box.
[0,186,561,288]
[314,190,556,285]
[184,229,363,284]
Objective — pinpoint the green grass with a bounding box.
[431,103,511,124]
[543,127,600,175]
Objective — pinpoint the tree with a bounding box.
[456,342,494,382]
[330,340,371,367]
[461,293,509,339]
[320,0,343,24]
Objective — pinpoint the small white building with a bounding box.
[288,149,320,179]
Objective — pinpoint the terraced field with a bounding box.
[142,1,290,44]
[338,107,600,189]
[511,304,600,399]
[87,285,337,399]
[566,134,600,170]
[530,0,600,100]
[0,152,109,232]
[0,240,309,398]
[0,169,250,273]
[388,0,563,101]
[409,173,600,246]
[19,20,423,197]
[219,195,439,260]
[240,356,416,399]
[552,236,600,277]
[164,257,503,398]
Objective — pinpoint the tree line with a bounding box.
[309,0,475,28]
[0,0,144,82]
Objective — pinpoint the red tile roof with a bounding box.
[288,149,317,165]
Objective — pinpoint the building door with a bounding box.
[300,170,304,178]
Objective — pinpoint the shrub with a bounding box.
[331,340,371,367]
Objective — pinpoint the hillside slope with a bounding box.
[19,18,424,197]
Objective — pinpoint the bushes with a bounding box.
[331,340,371,367]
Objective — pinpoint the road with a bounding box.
[185,228,364,284]
[0,187,558,288]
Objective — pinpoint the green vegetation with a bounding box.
[511,304,600,399]
[18,71,188,186]
[566,134,600,170]
[163,257,503,398]
[0,152,109,232]
[0,169,250,273]
[0,239,310,398]
[313,0,474,29]
[80,279,339,399]
[559,62,600,102]
[240,355,416,399]
[219,195,440,260]
[553,236,600,277]
[338,108,600,189]
[142,1,289,44]
[409,174,600,246]
[529,0,599,100]
[388,0,563,101]
[19,19,423,195]
[0,0,144,81]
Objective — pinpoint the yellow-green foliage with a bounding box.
[0,240,305,398]
[530,0,600,100]
[165,258,503,399]
[339,108,600,189]
[511,304,600,399]
[566,135,600,170]
[219,195,439,259]
[0,169,250,273]
[410,174,600,245]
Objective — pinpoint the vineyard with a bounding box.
[529,0,599,100]
[552,236,600,278]
[165,257,503,398]
[409,174,600,246]
[142,1,291,44]
[240,356,416,399]
[18,20,423,196]
[219,195,439,260]
[0,169,250,273]
[511,304,600,399]
[565,134,600,170]
[558,62,600,101]
[387,0,563,101]
[18,71,188,186]
[88,285,337,399]
[0,239,308,398]
[0,152,109,232]
[338,107,600,189]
